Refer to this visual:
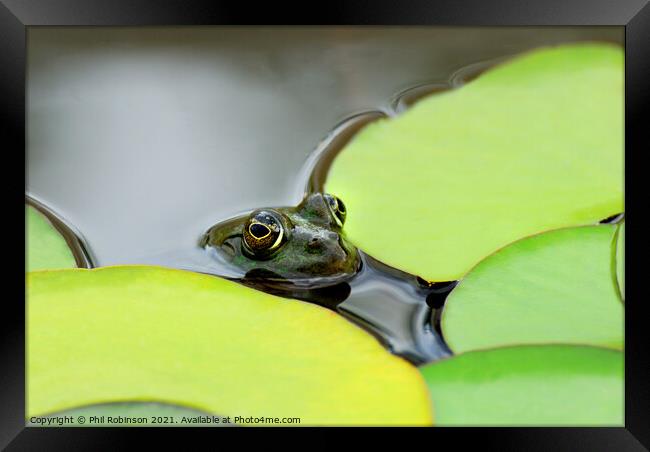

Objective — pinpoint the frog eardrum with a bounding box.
[242,210,287,257]
[325,194,346,227]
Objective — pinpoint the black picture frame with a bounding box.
[3,0,648,448]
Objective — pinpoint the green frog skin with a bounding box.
[201,193,360,290]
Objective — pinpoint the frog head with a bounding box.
[201,193,360,290]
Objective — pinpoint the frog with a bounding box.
[200,192,360,303]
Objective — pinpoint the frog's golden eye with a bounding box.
[242,210,286,257]
[325,194,347,227]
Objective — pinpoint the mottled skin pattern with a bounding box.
[201,193,360,286]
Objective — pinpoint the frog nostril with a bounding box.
[306,237,323,253]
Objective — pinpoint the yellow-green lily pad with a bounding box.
[326,43,623,281]
[27,204,77,272]
[27,266,432,426]
[616,222,624,299]
[442,225,623,354]
[420,345,623,426]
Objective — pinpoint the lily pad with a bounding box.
[420,345,623,426]
[616,222,624,299]
[30,401,227,427]
[27,266,432,426]
[26,204,77,271]
[326,44,623,281]
[442,225,623,354]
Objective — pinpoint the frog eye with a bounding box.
[325,194,347,227]
[242,210,286,257]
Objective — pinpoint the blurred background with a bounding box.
[27,27,623,265]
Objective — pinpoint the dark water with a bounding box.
[26,27,624,365]
[599,213,625,224]
[337,253,454,364]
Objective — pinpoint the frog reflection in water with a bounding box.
[201,193,360,305]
